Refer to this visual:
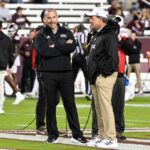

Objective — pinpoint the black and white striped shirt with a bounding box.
[74,31,88,55]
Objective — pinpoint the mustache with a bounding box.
[49,22,57,24]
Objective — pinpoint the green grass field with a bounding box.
[0,96,150,149]
[0,96,150,130]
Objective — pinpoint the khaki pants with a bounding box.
[91,72,118,140]
[127,63,142,92]
[0,71,6,109]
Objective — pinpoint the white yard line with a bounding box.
[125,104,150,107]
[5,113,34,116]
[4,113,150,124]
[57,104,150,108]
[126,120,150,123]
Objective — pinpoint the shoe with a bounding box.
[117,135,126,140]
[95,139,118,149]
[92,134,98,139]
[86,137,102,147]
[0,108,5,114]
[117,132,126,140]
[71,136,88,144]
[46,136,58,143]
[12,92,25,105]
[36,126,47,135]
[58,131,67,136]
[137,90,143,96]
[85,94,93,100]
[25,92,37,98]
[5,92,15,98]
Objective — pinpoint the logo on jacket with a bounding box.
[46,35,51,39]
[91,44,96,51]
[60,34,67,38]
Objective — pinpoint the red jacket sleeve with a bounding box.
[32,47,37,70]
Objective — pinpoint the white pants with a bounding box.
[0,71,7,109]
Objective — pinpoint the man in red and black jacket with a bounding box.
[112,31,139,140]
[112,35,129,140]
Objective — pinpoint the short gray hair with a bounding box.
[97,16,108,23]
[44,8,58,17]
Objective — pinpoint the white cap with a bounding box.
[85,7,108,18]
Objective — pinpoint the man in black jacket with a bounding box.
[34,9,87,143]
[85,7,119,149]
[0,21,14,114]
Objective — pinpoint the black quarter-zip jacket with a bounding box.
[35,25,76,72]
[87,25,119,84]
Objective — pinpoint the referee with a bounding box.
[72,24,90,96]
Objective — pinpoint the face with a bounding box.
[43,10,58,30]
[17,10,23,16]
[131,32,136,40]
[29,30,36,40]
[115,9,122,16]
[89,16,102,30]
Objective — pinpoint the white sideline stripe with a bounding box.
[0,133,150,150]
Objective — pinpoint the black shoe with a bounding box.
[117,133,126,140]
[85,94,93,100]
[71,136,88,143]
[47,136,58,143]
[36,126,47,135]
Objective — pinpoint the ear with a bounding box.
[43,18,46,23]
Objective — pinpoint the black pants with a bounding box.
[43,71,82,139]
[91,99,98,137]
[21,64,35,93]
[72,54,90,94]
[36,72,60,129]
[36,72,46,129]
[112,76,125,133]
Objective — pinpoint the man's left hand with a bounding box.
[66,39,73,44]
